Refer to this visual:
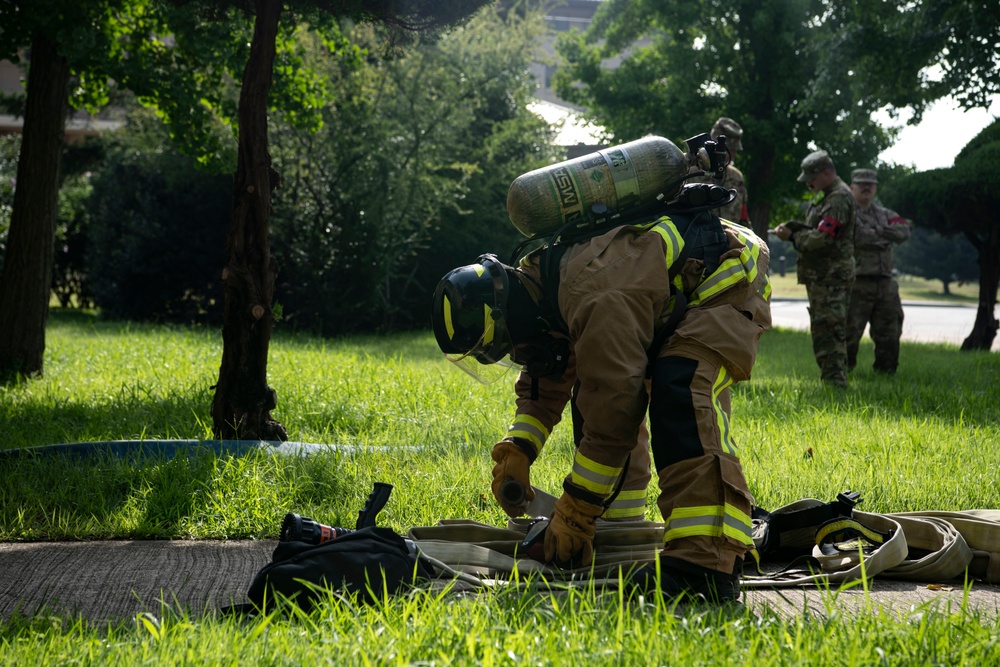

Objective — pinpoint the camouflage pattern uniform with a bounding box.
[790,153,856,387]
[847,183,911,373]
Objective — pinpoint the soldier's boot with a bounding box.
[872,341,899,374]
[845,339,859,372]
[819,353,848,388]
[820,366,848,388]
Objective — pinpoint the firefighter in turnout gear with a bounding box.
[432,173,772,602]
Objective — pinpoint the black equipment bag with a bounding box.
[244,526,432,611]
[224,482,434,614]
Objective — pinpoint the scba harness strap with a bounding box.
[743,491,1000,588]
[752,490,863,557]
[528,205,729,377]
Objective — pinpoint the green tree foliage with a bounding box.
[84,110,231,322]
[881,119,1000,350]
[3,5,548,336]
[551,0,899,240]
[0,0,250,379]
[894,225,978,296]
[268,7,557,334]
[818,1,1000,115]
[51,170,96,310]
[0,0,490,438]
[551,0,1000,243]
[43,6,547,333]
[0,134,98,307]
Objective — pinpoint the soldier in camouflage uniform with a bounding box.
[847,168,911,374]
[692,117,750,226]
[773,151,856,387]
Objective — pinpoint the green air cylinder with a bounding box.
[506,135,688,238]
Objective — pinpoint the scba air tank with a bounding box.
[506,135,688,238]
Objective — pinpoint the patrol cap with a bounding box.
[797,150,834,182]
[851,168,878,184]
[711,117,743,152]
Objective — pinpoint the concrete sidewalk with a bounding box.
[2,540,998,622]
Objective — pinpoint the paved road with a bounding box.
[770,299,1000,351]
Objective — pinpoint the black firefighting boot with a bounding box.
[627,556,741,604]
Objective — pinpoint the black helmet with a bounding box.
[431,254,513,364]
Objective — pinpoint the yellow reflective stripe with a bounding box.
[570,451,623,497]
[759,276,772,301]
[604,506,647,520]
[663,504,754,546]
[606,488,646,505]
[443,295,455,339]
[644,216,684,267]
[604,488,647,519]
[713,367,736,455]
[689,222,762,306]
[506,414,550,451]
[482,304,494,344]
[815,518,890,547]
[690,256,746,305]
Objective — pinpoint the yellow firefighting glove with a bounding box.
[491,440,536,517]
[543,492,604,566]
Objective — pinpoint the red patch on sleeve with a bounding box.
[818,216,843,237]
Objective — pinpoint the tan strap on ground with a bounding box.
[889,510,1000,583]
[880,514,973,582]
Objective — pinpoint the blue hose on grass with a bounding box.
[0,440,416,462]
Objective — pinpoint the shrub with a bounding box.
[85,110,231,323]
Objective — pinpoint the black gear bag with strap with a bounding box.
[224,483,433,614]
[243,526,431,611]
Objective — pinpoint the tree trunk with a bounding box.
[961,227,1000,351]
[746,142,775,242]
[0,32,69,379]
[211,0,287,440]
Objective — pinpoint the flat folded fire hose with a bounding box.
[406,490,1000,588]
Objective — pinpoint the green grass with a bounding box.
[3,591,998,666]
[768,271,980,303]
[2,309,999,664]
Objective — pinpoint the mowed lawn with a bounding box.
[1,308,998,665]
[767,271,980,303]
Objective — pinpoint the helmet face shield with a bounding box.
[432,254,515,368]
[446,351,520,384]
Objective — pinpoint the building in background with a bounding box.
[0,57,122,142]
[529,0,607,157]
